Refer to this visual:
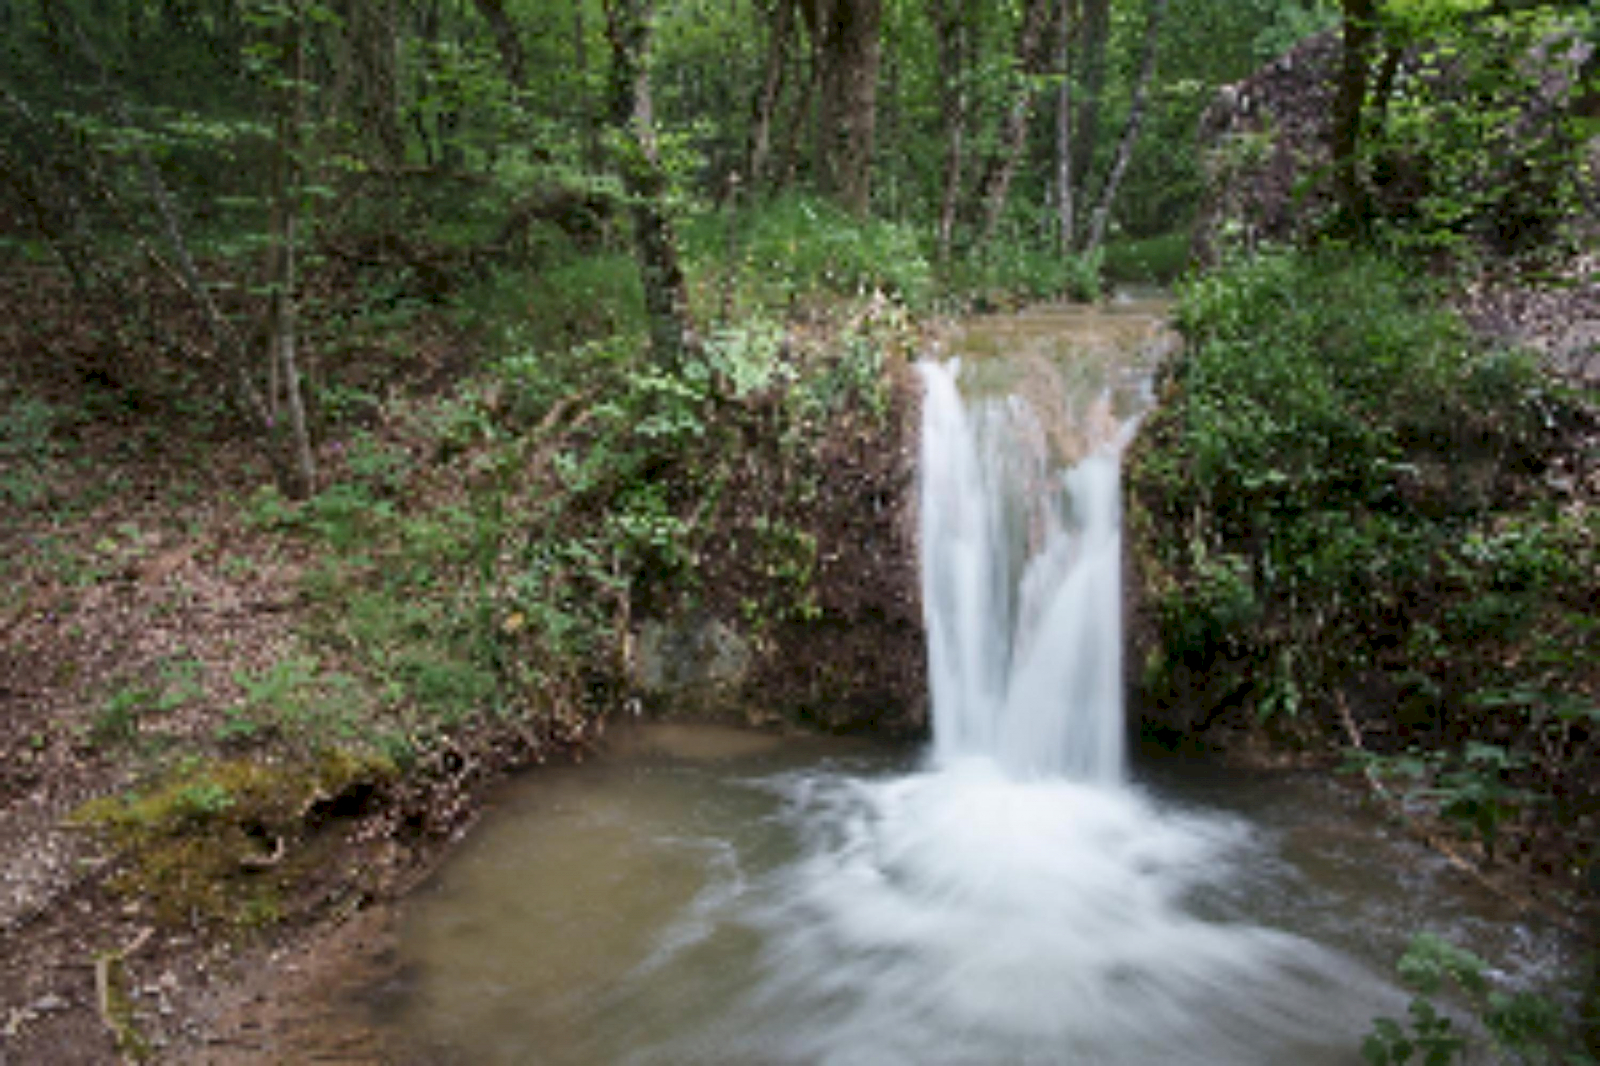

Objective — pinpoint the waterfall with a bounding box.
[391,312,1411,1066]
[918,360,1129,782]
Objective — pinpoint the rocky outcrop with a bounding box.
[1191,32,1343,265]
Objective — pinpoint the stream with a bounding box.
[364,301,1572,1064]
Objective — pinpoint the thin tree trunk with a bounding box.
[1332,0,1378,237]
[747,0,795,187]
[1083,0,1166,255]
[572,0,603,171]
[333,0,403,168]
[604,0,694,371]
[471,0,528,92]
[268,2,316,498]
[933,0,973,260]
[1055,0,1075,255]
[801,0,881,216]
[775,44,818,190]
[1071,0,1108,191]
[975,0,1053,247]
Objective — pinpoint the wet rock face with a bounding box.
[633,617,754,714]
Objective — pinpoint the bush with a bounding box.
[939,240,1103,304]
[1128,247,1594,870]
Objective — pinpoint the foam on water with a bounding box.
[656,763,1387,1065]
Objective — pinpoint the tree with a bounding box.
[971,0,1055,246]
[799,0,882,216]
[1329,0,1597,248]
[1082,0,1169,254]
[747,0,800,187]
[931,0,978,258]
[1332,0,1379,235]
[604,0,695,369]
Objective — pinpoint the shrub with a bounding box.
[1128,247,1594,871]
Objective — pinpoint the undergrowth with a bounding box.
[1127,245,1598,1057]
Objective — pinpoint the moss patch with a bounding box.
[74,750,396,929]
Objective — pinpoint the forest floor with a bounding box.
[0,265,493,1063]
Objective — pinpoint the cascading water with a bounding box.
[665,353,1394,1064]
[919,359,1127,781]
[638,342,1394,1064]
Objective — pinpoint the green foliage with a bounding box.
[1360,5,1597,257]
[244,481,398,551]
[700,317,790,397]
[1101,232,1192,286]
[89,656,208,747]
[456,256,647,352]
[1129,247,1593,861]
[685,195,933,313]
[1350,743,1533,857]
[942,241,1104,304]
[92,686,156,746]
[1363,934,1595,1066]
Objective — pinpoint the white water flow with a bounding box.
[646,349,1396,1064]
[692,356,1398,1064]
[919,359,1128,781]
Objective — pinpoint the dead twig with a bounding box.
[94,925,153,1059]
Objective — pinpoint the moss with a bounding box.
[74,749,396,928]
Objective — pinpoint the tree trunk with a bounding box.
[1055,0,1076,255]
[974,0,1054,247]
[471,0,528,92]
[800,0,881,216]
[774,44,817,190]
[1083,0,1166,255]
[1071,0,1108,191]
[573,0,603,171]
[267,1,316,499]
[332,0,404,168]
[747,0,796,188]
[604,0,695,371]
[932,0,976,260]
[1332,0,1379,237]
